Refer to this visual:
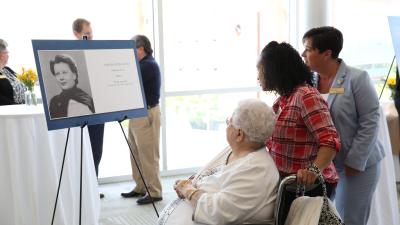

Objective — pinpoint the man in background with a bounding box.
[73,18,93,40]
[72,18,105,199]
[121,35,162,205]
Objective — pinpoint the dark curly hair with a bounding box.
[257,41,313,96]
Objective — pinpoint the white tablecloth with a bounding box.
[367,106,399,225]
[0,104,100,225]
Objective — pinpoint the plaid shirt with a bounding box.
[267,85,340,183]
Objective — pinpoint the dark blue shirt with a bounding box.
[139,55,161,106]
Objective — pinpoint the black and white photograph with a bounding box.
[38,48,145,122]
[33,40,147,130]
[39,50,94,120]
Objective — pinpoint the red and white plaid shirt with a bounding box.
[267,85,340,183]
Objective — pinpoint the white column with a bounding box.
[296,0,332,48]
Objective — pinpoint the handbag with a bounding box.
[285,165,344,225]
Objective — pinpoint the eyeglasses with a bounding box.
[226,117,238,129]
[225,117,231,126]
[226,117,243,136]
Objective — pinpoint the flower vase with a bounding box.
[24,89,37,106]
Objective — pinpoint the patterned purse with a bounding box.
[304,164,344,225]
[318,198,344,225]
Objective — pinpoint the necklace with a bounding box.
[225,151,233,165]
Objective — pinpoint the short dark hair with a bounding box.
[72,18,90,33]
[302,26,343,59]
[131,35,153,55]
[257,41,313,96]
[50,54,79,84]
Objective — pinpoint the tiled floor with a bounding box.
[99,175,186,225]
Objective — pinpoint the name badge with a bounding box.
[329,87,345,94]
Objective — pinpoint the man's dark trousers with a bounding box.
[88,124,105,177]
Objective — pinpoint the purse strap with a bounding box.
[295,164,345,225]
[296,163,327,198]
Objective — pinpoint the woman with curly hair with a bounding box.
[258,41,341,222]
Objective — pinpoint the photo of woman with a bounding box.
[49,54,95,118]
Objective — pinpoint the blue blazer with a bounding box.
[318,60,385,172]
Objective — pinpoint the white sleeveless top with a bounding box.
[321,93,329,101]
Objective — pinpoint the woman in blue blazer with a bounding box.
[301,26,385,225]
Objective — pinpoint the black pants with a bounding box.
[395,93,400,162]
[395,95,400,119]
[88,124,105,177]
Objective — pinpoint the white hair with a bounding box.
[231,99,276,144]
[0,39,8,53]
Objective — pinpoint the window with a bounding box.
[330,0,400,99]
[2,0,154,179]
[3,0,291,177]
[3,0,152,70]
[161,0,290,170]
[165,92,258,170]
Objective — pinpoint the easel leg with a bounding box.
[51,128,70,225]
[118,120,159,217]
[379,55,396,100]
[79,124,87,225]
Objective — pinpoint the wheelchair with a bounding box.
[243,175,321,225]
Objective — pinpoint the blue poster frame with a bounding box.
[32,40,148,130]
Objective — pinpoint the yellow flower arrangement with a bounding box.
[17,67,38,92]
[387,77,396,90]
[387,76,397,99]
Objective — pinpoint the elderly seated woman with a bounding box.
[0,39,27,105]
[158,99,279,225]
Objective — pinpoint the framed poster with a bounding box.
[32,40,147,130]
